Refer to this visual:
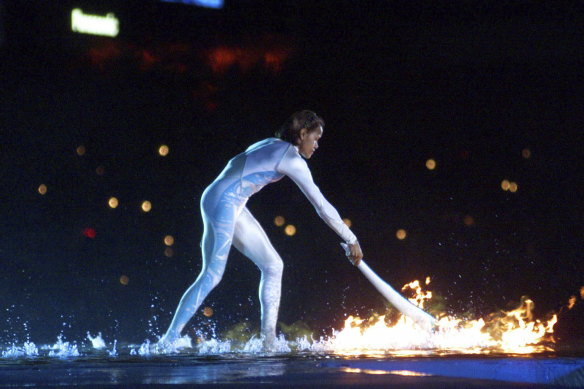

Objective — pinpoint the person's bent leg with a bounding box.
[233,207,284,344]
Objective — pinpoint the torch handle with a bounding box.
[340,243,436,331]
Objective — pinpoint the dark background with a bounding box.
[1,0,582,345]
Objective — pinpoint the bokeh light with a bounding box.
[501,180,518,193]
[119,275,129,285]
[203,306,214,317]
[164,235,174,246]
[274,215,285,227]
[96,166,105,176]
[164,247,174,257]
[396,229,407,240]
[284,224,296,236]
[343,218,352,228]
[108,197,119,209]
[38,184,47,195]
[569,295,577,309]
[463,215,475,226]
[141,201,152,212]
[522,148,531,159]
[82,227,96,239]
[158,144,169,156]
[426,159,436,170]
[76,145,86,156]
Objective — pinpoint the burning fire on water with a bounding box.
[330,278,557,356]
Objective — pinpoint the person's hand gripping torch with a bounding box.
[341,243,437,331]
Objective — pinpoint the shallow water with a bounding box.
[2,334,584,388]
[2,350,583,388]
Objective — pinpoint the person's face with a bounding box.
[296,126,323,159]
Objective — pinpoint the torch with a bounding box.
[341,243,437,331]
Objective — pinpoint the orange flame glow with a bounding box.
[329,279,557,356]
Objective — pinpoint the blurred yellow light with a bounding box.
[76,145,86,156]
[108,197,119,208]
[522,148,531,159]
[568,295,577,309]
[164,247,174,257]
[425,276,431,285]
[158,145,169,156]
[141,201,152,212]
[120,275,129,285]
[343,218,352,228]
[509,182,518,193]
[501,180,510,191]
[164,235,174,246]
[425,159,436,170]
[274,216,285,227]
[203,306,214,317]
[96,166,105,176]
[284,224,296,236]
[38,184,47,195]
[396,229,407,240]
[463,215,474,226]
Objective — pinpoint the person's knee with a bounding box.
[210,271,224,289]
[265,257,284,278]
[201,264,225,289]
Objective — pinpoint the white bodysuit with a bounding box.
[164,138,357,343]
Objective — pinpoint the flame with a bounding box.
[401,279,432,309]
[330,279,557,356]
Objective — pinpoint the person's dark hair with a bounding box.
[275,110,325,144]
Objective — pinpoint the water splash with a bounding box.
[198,338,232,354]
[154,334,193,354]
[1,341,39,358]
[46,335,80,358]
[0,289,560,360]
[107,340,118,357]
[87,332,106,349]
[137,339,151,356]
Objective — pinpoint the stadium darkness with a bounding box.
[0,1,582,344]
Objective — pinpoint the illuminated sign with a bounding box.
[160,0,223,9]
[71,8,119,37]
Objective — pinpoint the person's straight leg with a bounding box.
[160,192,240,343]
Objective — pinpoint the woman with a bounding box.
[159,110,363,348]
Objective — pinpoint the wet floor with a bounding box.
[2,353,583,388]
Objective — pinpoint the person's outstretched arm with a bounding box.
[277,145,363,265]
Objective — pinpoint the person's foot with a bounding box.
[155,333,192,353]
[262,333,290,353]
[263,335,277,352]
[154,333,174,353]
